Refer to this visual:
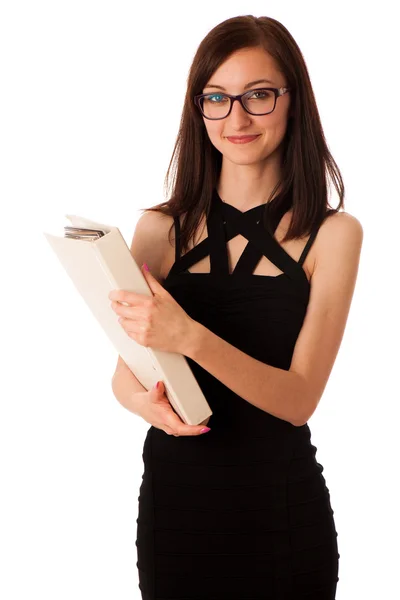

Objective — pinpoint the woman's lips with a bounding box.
[226,135,260,144]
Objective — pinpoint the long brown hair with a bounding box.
[141,15,344,254]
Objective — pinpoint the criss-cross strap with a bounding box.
[218,196,290,277]
[171,202,275,277]
[170,191,336,286]
[217,199,338,279]
[171,213,211,274]
[226,211,269,276]
[216,200,307,283]
[219,194,299,277]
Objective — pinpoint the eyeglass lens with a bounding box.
[200,89,275,118]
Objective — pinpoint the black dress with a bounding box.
[136,188,340,599]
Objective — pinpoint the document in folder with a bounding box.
[43,214,212,426]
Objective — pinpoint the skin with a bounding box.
[110,46,364,429]
[201,46,292,210]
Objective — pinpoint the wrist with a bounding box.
[183,318,206,359]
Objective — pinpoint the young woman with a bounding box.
[110,15,363,600]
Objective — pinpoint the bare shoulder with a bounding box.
[134,208,174,238]
[313,210,364,274]
[319,209,363,237]
[129,209,175,283]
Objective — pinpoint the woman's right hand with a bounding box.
[135,380,211,437]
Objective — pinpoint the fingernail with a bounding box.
[143,262,149,271]
[200,427,211,433]
[153,381,159,389]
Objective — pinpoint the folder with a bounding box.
[43,214,212,426]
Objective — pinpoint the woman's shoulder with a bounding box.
[136,208,181,242]
[129,209,177,283]
[317,209,363,239]
[312,209,363,273]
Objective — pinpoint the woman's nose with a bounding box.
[228,98,252,125]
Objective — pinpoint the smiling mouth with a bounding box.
[226,134,261,144]
[226,135,260,139]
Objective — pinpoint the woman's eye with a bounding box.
[208,94,227,103]
[248,89,271,100]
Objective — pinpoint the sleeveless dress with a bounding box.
[136,188,340,600]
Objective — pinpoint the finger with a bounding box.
[163,424,176,435]
[112,302,147,320]
[119,319,147,340]
[109,290,149,306]
[165,415,210,437]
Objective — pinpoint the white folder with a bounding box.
[43,214,212,426]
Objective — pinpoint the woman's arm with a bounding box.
[184,212,364,426]
[111,355,147,415]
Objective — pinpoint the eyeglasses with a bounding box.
[194,86,290,120]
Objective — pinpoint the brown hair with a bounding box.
[141,15,344,254]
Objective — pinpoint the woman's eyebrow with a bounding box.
[203,78,275,91]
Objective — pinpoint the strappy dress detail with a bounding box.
[167,189,333,293]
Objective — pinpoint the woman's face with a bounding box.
[201,46,291,166]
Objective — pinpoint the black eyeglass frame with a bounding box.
[193,86,291,120]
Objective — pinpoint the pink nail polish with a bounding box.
[143,263,149,271]
[200,427,211,433]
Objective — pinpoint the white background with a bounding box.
[1,1,399,598]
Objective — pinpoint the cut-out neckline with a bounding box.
[164,189,317,290]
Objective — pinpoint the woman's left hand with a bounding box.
[109,264,196,355]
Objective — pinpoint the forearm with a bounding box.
[185,320,308,426]
[111,362,147,416]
